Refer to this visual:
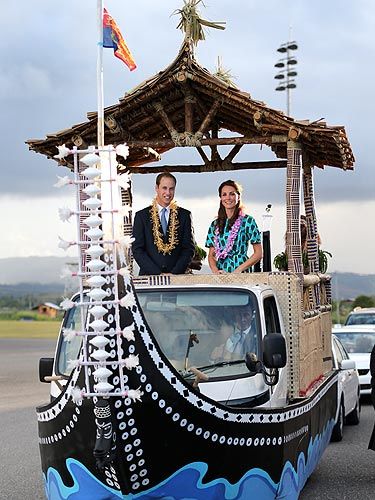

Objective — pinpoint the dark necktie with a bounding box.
[161,208,168,236]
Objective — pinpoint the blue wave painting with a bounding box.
[45,420,334,500]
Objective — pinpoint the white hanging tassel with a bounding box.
[62,327,76,342]
[71,386,84,404]
[120,294,136,309]
[118,235,135,249]
[54,175,72,188]
[60,298,75,310]
[67,359,80,371]
[115,144,129,160]
[58,236,74,251]
[124,354,139,370]
[58,207,74,222]
[122,324,135,341]
[127,387,143,402]
[119,266,131,278]
[54,144,71,159]
[60,266,74,279]
[119,205,132,218]
[117,173,131,190]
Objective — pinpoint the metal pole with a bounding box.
[97,0,104,148]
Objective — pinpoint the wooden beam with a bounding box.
[196,147,210,165]
[126,136,271,149]
[128,160,287,174]
[153,102,178,138]
[223,144,243,164]
[196,100,222,136]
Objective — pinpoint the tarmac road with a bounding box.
[1,337,375,500]
[0,338,55,500]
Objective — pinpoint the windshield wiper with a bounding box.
[183,359,245,377]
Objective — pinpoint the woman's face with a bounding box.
[220,184,240,211]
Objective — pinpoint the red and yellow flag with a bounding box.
[103,8,136,71]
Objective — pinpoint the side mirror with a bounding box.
[262,333,287,369]
[340,359,356,371]
[39,357,54,383]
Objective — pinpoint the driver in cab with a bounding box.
[211,305,258,362]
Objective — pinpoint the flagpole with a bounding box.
[97,0,104,148]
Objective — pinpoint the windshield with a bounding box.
[345,313,375,325]
[138,289,260,378]
[334,331,375,353]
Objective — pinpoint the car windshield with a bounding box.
[345,314,375,325]
[137,289,260,378]
[334,331,375,353]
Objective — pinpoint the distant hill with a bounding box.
[0,256,75,285]
[0,257,374,301]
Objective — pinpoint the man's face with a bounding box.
[235,308,253,331]
[155,176,176,207]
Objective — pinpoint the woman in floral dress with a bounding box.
[205,180,262,274]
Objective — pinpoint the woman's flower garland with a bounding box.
[150,199,179,255]
[214,213,244,259]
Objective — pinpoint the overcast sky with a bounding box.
[1,0,374,274]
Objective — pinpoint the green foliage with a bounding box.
[194,244,207,260]
[273,249,332,273]
[0,320,60,339]
[352,295,375,309]
[0,310,61,321]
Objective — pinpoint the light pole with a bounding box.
[274,40,298,116]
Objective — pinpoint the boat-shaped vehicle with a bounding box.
[28,4,355,498]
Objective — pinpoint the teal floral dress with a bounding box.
[205,215,261,273]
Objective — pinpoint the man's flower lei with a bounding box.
[214,213,244,259]
[150,199,179,255]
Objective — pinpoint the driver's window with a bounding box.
[57,296,88,377]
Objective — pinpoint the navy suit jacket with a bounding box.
[132,205,195,275]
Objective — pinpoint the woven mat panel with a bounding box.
[170,273,270,287]
[299,316,323,394]
[321,311,333,373]
[268,272,303,400]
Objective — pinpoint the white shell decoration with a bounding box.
[81,153,101,167]
[88,288,107,301]
[87,276,107,288]
[82,166,100,179]
[90,336,110,349]
[89,305,107,318]
[94,382,114,393]
[87,259,106,271]
[85,228,103,240]
[93,367,113,379]
[85,245,105,258]
[83,184,101,196]
[91,349,111,361]
[90,319,109,331]
[84,215,102,228]
[83,197,102,209]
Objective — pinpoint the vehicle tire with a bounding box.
[346,393,361,425]
[331,400,344,442]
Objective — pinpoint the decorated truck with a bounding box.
[28,2,355,499]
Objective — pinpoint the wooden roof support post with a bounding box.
[303,166,321,306]
[184,91,194,134]
[285,140,303,278]
[196,100,221,137]
[153,102,179,143]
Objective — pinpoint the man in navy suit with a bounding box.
[132,173,195,275]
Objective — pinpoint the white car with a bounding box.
[332,325,375,395]
[331,334,360,441]
[345,307,375,326]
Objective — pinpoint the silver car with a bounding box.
[333,325,375,395]
[331,334,360,441]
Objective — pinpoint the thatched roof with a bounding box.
[27,40,354,173]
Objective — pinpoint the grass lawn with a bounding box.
[0,320,60,339]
